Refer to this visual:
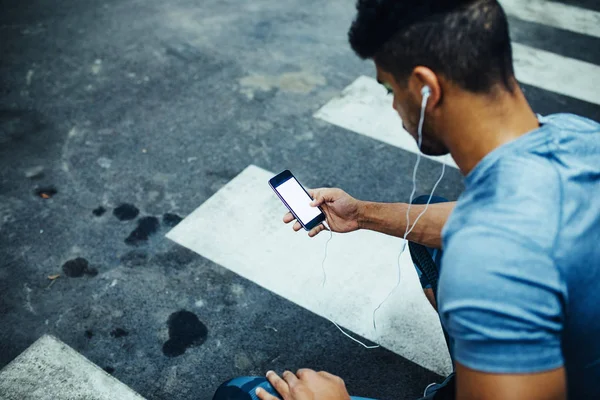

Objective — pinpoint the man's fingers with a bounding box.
[282,370,300,388]
[296,369,316,380]
[283,212,295,224]
[255,387,280,400]
[308,224,326,238]
[283,213,304,232]
[265,371,289,398]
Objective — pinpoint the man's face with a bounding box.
[376,65,449,156]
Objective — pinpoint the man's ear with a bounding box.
[409,66,442,111]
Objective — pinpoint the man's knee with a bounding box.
[213,377,279,400]
[212,381,250,400]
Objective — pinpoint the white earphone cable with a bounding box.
[371,89,445,331]
[320,87,445,346]
[321,222,380,349]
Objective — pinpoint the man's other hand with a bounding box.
[256,370,351,400]
[283,188,362,237]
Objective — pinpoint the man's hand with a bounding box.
[256,370,351,400]
[283,188,362,237]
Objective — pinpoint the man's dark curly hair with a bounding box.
[348,0,515,92]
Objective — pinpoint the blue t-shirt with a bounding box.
[439,114,600,398]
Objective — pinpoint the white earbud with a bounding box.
[421,85,431,97]
[417,86,431,151]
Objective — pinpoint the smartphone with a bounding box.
[269,170,326,231]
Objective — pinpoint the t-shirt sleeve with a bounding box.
[439,226,566,374]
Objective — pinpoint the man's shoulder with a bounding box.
[445,112,600,253]
[469,149,561,197]
[445,156,561,249]
[541,113,600,132]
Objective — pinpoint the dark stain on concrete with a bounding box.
[62,258,89,278]
[162,310,207,357]
[125,216,159,246]
[110,328,129,338]
[162,213,183,228]
[93,206,107,217]
[62,258,98,278]
[35,186,57,199]
[113,204,139,221]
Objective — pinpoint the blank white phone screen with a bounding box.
[277,178,321,225]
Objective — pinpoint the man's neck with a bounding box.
[442,84,540,176]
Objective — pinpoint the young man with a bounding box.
[213,0,600,398]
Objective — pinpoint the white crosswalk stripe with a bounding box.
[500,0,600,38]
[167,165,453,376]
[513,43,600,106]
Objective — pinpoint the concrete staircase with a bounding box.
[0,335,146,400]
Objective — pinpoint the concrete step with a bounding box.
[0,335,146,400]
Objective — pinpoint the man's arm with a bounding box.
[359,201,455,249]
[286,188,455,249]
[442,224,567,400]
[456,363,566,400]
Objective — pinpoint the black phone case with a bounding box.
[268,170,326,231]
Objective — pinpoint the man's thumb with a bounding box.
[310,196,323,207]
[310,190,325,207]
